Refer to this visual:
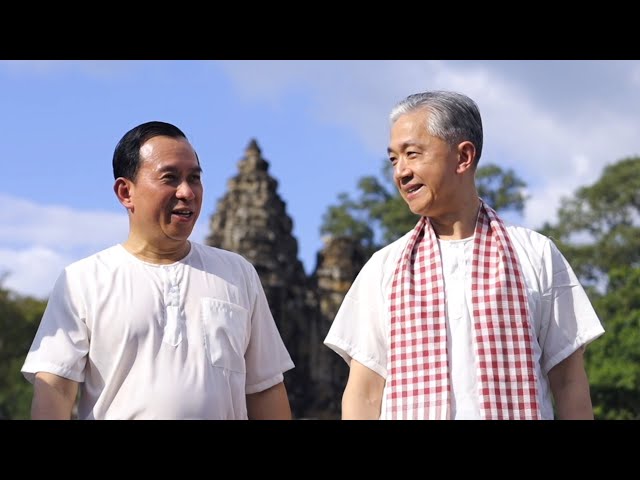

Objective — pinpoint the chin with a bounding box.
[407,202,427,216]
[169,229,195,242]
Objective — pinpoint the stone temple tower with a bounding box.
[206,139,315,417]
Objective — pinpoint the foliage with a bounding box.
[585,266,640,419]
[0,282,46,419]
[475,164,526,215]
[540,157,640,288]
[540,157,640,419]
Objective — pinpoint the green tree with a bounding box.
[541,157,640,288]
[476,164,527,215]
[587,266,640,419]
[539,157,640,419]
[0,279,46,419]
[321,160,527,252]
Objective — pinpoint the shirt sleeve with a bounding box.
[243,264,295,394]
[324,253,389,379]
[538,239,605,374]
[21,269,90,384]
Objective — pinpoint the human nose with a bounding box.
[176,180,195,200]
[393,156,411,182]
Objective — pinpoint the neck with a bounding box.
[429,197,481,240]
[122,237,191,265]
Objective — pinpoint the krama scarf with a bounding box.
[386,200,540,419]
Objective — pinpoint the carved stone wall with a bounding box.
[307,236,366,418]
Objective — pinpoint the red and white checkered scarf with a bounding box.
[386,200,540,419]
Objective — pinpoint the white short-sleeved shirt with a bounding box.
[324,225,604,419]
[22,242,294,420]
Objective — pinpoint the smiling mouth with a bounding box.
[172,209,194,218]
[406,185,422,194]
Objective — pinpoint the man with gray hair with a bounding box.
[324,90,604,420]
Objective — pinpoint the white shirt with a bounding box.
[22,242,294,420]
[324,224,604,419]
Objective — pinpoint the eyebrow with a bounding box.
[387,141,421,154]
[157,165,203,174]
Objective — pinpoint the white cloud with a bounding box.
[218,60,448,155]
[217,60,640,230]
[0,194,128,252]
[0,247,70,299]
[0,194,129,298]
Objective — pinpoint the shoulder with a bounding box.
[47,245,124,296]
[191,242,233,259]
[351,231,413,289]
[64,245,124,275]
[190,242,257,274]
[502,223,572,281]
[504,223,554,256]
[369,231,413,267]
[191,241,251,263]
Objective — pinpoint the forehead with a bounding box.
[391,110,428,134]
[389,110,431,149]
[139,136,199,170]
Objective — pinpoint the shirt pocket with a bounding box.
[200,298,249,374]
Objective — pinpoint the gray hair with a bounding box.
[389,90,483,164]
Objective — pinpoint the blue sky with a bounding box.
[2,60,640,298]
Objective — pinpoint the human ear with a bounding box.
[456,141,476,173]
[114,178,134,210]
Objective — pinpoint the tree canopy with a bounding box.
[0,280,46,419]
[540,157,640,419]
[540,157,640,290]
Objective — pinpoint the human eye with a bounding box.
[161,173,177,183]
